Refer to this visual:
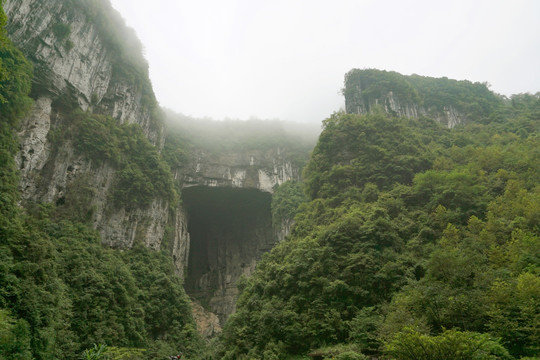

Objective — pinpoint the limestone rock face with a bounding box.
[346,89,465,128]
[5,0,185,267]
[12,104,186,263]
[15,97,53,200]
[178,148,301,325]
[181,148,299,193]
[171,209,191,280]
[182,186,275,324]
[275,218,294,242]
[4,0,161,144]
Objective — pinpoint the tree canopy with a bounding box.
[217,94,539,359]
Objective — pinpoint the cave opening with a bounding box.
[182,186,274,322]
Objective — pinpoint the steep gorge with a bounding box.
[3,1,536,359]
[3,0,307,335]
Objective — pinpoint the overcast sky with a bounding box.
[109,0,540,123]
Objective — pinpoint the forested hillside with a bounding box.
[217,96,540,358]
[0,4,202,358]
[2,0,539,358]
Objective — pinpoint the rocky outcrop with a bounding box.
[171,209,191,279]
[192,301,222,339]
[342,69,502,128]
[275,218,294,242]
[180,147,299,193]
[12,98,187,263]
[346,88,465,128]
[175,148,302,326]
[14,103,192,277]
[16,97,53,200]
[5,0,185,270]
[4,0,161,144]
[182,186,275,324]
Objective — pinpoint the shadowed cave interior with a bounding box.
[182,186,274,322]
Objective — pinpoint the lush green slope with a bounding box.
[3,0,539,358]
[0,4,201,359]
[218,93,539,359]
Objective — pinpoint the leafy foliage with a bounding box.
[0,308,32,359]
[57,109,177,209]
[0,6,200,358]
[219,93,540,359]
[303,111,433,199]
[0,5,33,125]
[344,69,421,105]
[384,327,512,360]
[52,22,71,41]
[2,204,202,359]
[271,180,307,229]
[343,69,502,120]
[3,1,540,358]
[81,343,147,360]
[309,344,368,360]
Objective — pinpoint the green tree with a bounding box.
[0,309,32,359]
[384,327,512,360]
[0,10,33,125]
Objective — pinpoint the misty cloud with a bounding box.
[110,0,540,123]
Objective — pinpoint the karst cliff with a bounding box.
[4,0,307,328]
[4,0,505,335]
[343,68,502,127]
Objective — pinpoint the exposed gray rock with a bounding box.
[181,148,300,193]
[171,207,191,279]
[15,97,53,200]
[275,218,294,242]
[5,0,173,256]
[346,86,466,128]
[183,186,276,324]
[99,199,170,250]
[4,0,161,144]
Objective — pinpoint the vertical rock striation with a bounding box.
[4,0,184,266]
[343,69,501,128]
[4,0,161,143]
[345,88,465,128]
[180,148,299,192]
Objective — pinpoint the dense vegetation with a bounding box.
[344,69,503,120]
[3,0,539,358]
[49,109,177,212]
[217,95,539,359]
[270,180,307,231]
[0,2,32,126]
[0,5,201,358]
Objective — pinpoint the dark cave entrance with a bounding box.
[182,186,274,322]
